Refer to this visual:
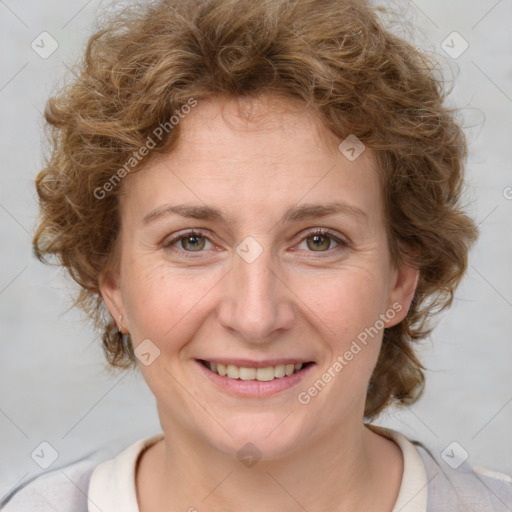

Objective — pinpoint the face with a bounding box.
[101,95,418,459]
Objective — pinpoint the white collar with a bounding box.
[88,433,164,512]
[366,424,428,512]
[87,426,427,512]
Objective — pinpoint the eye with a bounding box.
[162,228,348,257]
[297,229,347,253]
[162,230,213,253]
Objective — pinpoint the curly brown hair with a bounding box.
[32,0,478,419]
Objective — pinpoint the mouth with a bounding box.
[198,359,314,382]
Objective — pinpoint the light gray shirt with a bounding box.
[2,426,511,511]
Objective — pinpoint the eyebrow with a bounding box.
[143,200,368,226]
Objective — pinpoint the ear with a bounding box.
[99,270,128,333]
[385,261,420,328]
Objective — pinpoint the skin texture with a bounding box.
[100,94,419,512]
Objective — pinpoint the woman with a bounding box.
[3,0,511,510]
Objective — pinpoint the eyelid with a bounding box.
[162,227,211,242]
[297,227,349,244]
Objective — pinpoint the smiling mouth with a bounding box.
[199,360,313,382]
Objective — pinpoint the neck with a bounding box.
[136,419,403,512]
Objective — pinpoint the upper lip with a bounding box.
[198,358,313,368]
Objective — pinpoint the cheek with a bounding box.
[292,265,390,343]
[290,263,393,403]
[121,259,224,348]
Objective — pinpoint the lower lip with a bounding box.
[195,360,315,398]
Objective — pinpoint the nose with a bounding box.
[216,244,296,343]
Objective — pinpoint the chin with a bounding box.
[200,411,312,462]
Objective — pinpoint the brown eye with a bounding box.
[306,233,334,251]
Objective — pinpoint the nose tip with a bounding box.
[217,258,296,343]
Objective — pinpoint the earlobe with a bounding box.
[99,270,127,332]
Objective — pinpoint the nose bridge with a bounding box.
[217,241,295,341]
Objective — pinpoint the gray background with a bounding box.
[1,0,511,497]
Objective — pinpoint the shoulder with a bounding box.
[413,440,512,511]
[367,423,512,511]
[0,456,97,511]
[1,434,164,512]
[0,437,135,511]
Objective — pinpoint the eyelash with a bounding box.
[161,228,349,258]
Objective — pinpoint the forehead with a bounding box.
[176,94,341,154]
[121,94,383,228]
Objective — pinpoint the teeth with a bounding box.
[274,364,286,378]
[227,364,239,379]
[217,363,227,376]
[239,367,256,380]
[256,367,275,381]
[206,361,306,381]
